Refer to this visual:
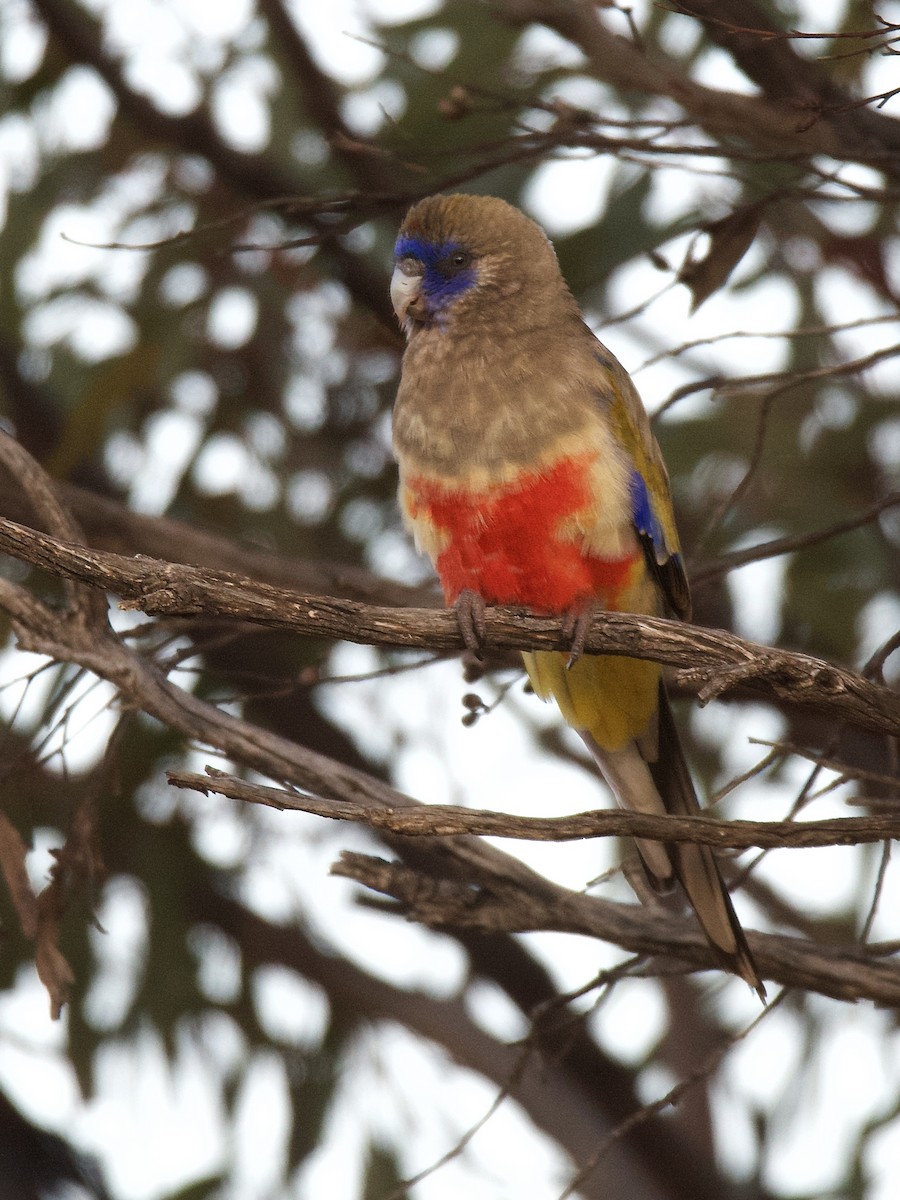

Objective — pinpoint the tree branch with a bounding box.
[0,514,897,739]
[493,0,900,172]
[669,0,900,152]
[3,514,898,1003]
[31,0,398,326]
[2,444,899,1006]
[0,469,424,607]
[196,891,683,1200]
[329,850,900,1006]
[690,491,900,585]
[168,767,900,851]
[161,769,900,1005]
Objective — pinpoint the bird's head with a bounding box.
[391,193,572,337]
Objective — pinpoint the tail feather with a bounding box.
[580,734,676,890]
[524,650,764,997]
[648,687,764,999]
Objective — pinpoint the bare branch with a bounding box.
[558,989,787,1199]
[493,0,900,170]
[196,891,681,1200]
[31,0,398,326]
[167,770,900,1004]
[332,851,900,1006]
[0,470,423,607]
[0,813,38,940]
[0,434,107,629]
[2,511,897,1003]
[0,515,897,739]
[167,767,900,851]
[692,492,900,585]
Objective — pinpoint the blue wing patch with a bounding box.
[629,468,692,619]
[629,468,667,565]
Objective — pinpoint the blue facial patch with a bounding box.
[394,235,477,313]
[629,468,667,563]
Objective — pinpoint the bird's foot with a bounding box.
[454,588,487,660]
[562,602,597,668]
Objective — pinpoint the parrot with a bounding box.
[389,192,763,998]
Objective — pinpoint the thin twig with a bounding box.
[557,989,788,1199]
[692,492,900,585]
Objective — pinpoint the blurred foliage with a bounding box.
[0,1,899,1199]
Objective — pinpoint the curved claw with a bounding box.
[561,603,597,668]
[454,588,487,659]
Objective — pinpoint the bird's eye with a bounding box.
[444,249,472,274]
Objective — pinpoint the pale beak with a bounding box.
[390,263,423,325]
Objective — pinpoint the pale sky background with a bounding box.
[1,0,900,1197]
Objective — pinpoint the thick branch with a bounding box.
[0,516,897,739]
[329,851,900,1007]
[2,441,898,1005]
[3,522,899,1002]
[0,471,424,607]
[162,772,900,1005]
[0,436,106,629]
[670,0,900,158]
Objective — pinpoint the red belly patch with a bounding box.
[407,455,640,613]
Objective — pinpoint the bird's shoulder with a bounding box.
[573,326,691,617]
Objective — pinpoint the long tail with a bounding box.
[524,649,764,998]
[585,685,764,999]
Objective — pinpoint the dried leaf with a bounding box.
[821,233,898,304]
[35,889,74,1020]
[679,202,764,312]
[0,811,38,939]
[35,935,75,1020]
